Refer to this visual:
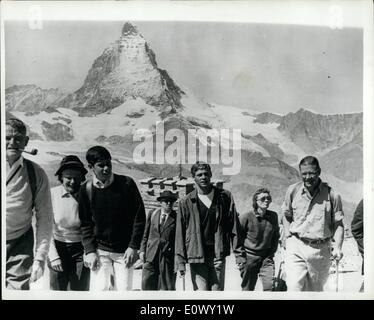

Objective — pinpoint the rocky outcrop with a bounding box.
[243,133,285,160]
[320,130,363,182]
[6,85,65,113]
[278,108,362,153]
[41,121,74,141]
[253,112,282,124]
[57,22,185,116]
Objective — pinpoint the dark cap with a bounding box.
[55,155,88,176]
[156,190,178,202]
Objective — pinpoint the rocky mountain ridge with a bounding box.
[5,84,65,114]
[278,108,362,154]
[55,22,184,116]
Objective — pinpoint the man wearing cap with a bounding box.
[281,155,344,291]
[6,118,53,290]
[140,190,178,290]
[48,155,90,290]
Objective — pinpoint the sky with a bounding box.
[4,20,363,115]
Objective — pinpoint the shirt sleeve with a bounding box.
[128,178,146,250]
[330,189,344,225]
[229,194,246,265]
[269,212,280,257]
[281,185,294,221]
[33,166,53,262]
[78,183,97,254]
[175,201,187,272]
[140,209,152,254]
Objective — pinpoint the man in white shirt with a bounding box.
[175,162,245,290]
[6,118,52,290]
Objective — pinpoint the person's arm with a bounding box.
[280,186,294,245]
[33,167,53,263]
[78,183,100,270]
[175,201,187,276]
[78,183,97,254]
[269,212,280,257]
[351,200,363,254]
[128,178,146,250]
[30,166,53,281]
[235,211,248,270]
[331,190,344,261]
[229,193,246,266]
[139,210,152,262]
[48,237,64,272]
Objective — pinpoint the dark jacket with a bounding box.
[351,199,363,255]
[140,208,176,262]
[175,187,246,272]
[78,174,146,254]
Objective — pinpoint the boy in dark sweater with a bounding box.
[78,146,146,290]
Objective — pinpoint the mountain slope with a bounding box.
[5,84,65,113]
[56,23,184,116]
[278,108,362,154]
[320,131,363,182]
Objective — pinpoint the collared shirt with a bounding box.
[48,185,82,261]
[6,156,24,183]
[281,180,344,240]
[160,209,169,225]
[92,172,114,189]
[6,156,53,262]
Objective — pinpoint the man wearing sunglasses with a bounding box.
[238,188,280,291]
[281,156,344,291]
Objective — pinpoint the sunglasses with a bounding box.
[257,196,271,202]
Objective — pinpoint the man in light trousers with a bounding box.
[281,156,344,291]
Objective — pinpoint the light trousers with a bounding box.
[90,249,133,291]
[285,236,331,291]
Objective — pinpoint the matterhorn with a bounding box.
[57,22,184,116]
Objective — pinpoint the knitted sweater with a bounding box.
[78,174,146,254]
[239,209,280,257]
[6,156,53,262]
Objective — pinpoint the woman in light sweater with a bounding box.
[48,155,90,290]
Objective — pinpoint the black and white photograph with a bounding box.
[1,0,373,302]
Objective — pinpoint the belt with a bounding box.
[292,233,330,246]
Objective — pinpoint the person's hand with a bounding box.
[84,252,100,271]
[178,269,185,278]
[139,251,145,263]
[237,261,246,271]
[332,247,344,262]
[50,258,64,272]
[281,232,291,249]
[123,247,138,268]
[30,260,45,282]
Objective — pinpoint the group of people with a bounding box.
[6,117,363,292]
